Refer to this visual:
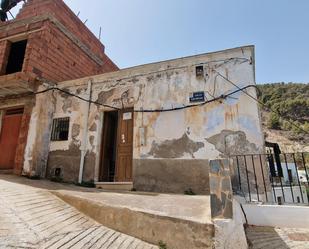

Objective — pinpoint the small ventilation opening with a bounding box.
[5,39,27,75]
[55,168,61,177]
[195,65,204,77]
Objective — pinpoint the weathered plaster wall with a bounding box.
[23,85,56,177]
[25,46,265,193]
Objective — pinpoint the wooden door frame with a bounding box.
[98,108,134,183]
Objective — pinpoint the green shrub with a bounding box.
[268,113,281,129]
[184,188,196,195]
[158,241,167,249]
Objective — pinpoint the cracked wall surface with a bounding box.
[22,46,265,193]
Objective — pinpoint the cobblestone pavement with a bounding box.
[246,226,309,249]
[0,179,157,249]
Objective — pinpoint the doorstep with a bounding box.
[95,181,133,191]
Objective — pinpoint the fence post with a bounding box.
[209,159,233,219]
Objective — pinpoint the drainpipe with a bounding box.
[78,80,92,184]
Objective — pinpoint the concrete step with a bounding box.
[95,182,133,191]
[52,190,214,249]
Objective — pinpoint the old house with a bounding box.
[0,0,117,175]
[0,1,266,195]
[22,45,266,194]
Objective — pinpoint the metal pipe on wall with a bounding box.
[78,80,92,184]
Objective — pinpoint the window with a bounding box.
[5,39,28,74]
[51,117,70,141]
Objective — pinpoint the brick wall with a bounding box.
[0,0,118,82]
[16,0,106,58]
[0,40,10,75]
[23,21,110,82]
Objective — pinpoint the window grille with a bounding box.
[51,117,70,141]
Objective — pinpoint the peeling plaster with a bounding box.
[22,46,265,189]
[148,133,204,158]
[206,130,261,156]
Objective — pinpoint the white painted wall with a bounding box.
[242,203,309,229]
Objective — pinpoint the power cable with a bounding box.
[34,87,120,110]
[31,84,257,113]
[134,85,257,113]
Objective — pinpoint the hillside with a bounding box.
[257,83,309,152]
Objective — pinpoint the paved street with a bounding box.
[0,176,157,249]
[246,226,309,249]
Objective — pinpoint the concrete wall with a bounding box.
[23,46,265,194]
[243,203,309,229]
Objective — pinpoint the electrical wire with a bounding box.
[134,85,257,113]
[15,55,306,134]
[34,87,121,110]
[214,70,309,134]
[31,84,257,113]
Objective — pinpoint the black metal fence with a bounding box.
[231,152,309,205]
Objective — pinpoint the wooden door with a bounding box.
[0,110,23,170]
[115,109,134,182]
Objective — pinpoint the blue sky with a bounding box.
[13,1,309,84]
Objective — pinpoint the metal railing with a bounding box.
[231,152,309,205]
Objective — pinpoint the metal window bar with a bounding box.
[51,117,70,141]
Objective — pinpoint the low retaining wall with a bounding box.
[242,203,309,229]
[52,191,214,249]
